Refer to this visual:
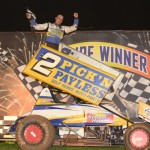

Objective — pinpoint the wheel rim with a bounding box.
[129,129,149,149]
[24,124,44,144]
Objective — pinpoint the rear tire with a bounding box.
[15,115,55,150]
[124,123,150,150]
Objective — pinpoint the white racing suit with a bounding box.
[29,18,79,49]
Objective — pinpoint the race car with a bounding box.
[8,41,150,150]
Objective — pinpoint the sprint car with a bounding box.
[8,44,150,150]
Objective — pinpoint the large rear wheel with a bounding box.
[15,115,55,150]
[124,123,150,150]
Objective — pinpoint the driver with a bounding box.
[26,10,79,49]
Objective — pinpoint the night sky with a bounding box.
[0,0,150,31]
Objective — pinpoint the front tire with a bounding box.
[124,123,150,150]
[15,115,55,150]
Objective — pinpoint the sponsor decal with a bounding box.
[47,28,64,38]
[145,108,150,116]
[87,113,114,123]
[23,45,117,105]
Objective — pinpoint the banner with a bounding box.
[70,42,150,79]
[0,31,150,136]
